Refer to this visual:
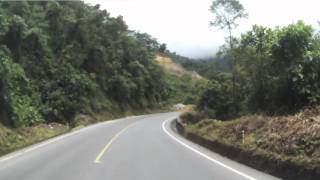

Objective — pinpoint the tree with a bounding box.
[159,43,167,53]
[198,73,235,120]
[240,25,276,111]
[271,21,316,110]
[0,1,171,127]
[0,48,44,127]
[210,0,248,112]
[210,0,248,48]
[133,32,160,52]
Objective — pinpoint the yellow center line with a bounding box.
[94,123,134,164]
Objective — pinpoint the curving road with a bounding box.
[0,112,279,180]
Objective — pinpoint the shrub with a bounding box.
[0,49,43,127]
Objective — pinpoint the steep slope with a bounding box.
[0,1,171,156]
[153,54,209,108]
[155,54,203,80]
[0,1,169,127]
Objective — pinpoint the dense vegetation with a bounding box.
[161,17,320,121]
[0,1,172,128]
[178,0,320,120]
[197,22,320,120]
[178,1,320,178]
[154,54,209,105]
[164,73,208,105]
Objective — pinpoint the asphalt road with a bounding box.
[0,112,279,180]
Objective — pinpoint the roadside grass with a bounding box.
[0,123,69,156]
[183,108,320,172]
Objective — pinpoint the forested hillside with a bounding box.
[0,1,170,128]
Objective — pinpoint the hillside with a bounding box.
[163,52,231,79]
[152,54,209,107]
[0,1,171,128]
[155,54,203,80]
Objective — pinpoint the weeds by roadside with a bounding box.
[181,107,320,179]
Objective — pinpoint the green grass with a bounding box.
[0,123,69,156]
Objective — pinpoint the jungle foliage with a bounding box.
[0,1,171,127]
[198,22,320,120]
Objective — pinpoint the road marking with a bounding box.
[162,118,257,180]
[0,119,123,163]
[94,123,134,164]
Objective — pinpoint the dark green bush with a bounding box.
[0,49,43,127]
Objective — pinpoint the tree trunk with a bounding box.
[228,26,236,113]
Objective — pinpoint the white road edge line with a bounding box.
[0,117,133,163]
[162,118,257,180]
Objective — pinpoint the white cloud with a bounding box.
[84,0,320,58]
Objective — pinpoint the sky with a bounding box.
[84,0,320,58]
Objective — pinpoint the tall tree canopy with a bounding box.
[198,21,320,119]
[210,0,248,116]
[210,0,248,48]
